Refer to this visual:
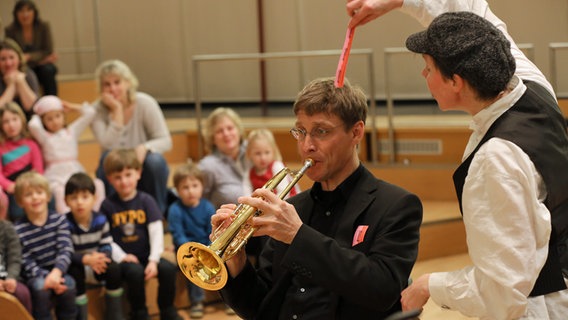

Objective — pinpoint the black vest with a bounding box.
[453,81,568,296]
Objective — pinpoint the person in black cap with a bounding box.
[347,0,568,319]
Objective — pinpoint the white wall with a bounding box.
[2,0,568,102]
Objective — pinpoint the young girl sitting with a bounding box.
[0,102,43,221]
[243,128,301,197]
[28,95,105,213]
[242,128,301,267]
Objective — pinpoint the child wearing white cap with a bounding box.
[28,95,105,213]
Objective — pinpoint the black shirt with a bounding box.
[278,164,363,320]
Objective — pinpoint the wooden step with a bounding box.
[419,200,466,261]
[558,98,568,118]
[58,78,98,104]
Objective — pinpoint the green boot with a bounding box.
[105,288,126,320]
[75,295,88,320]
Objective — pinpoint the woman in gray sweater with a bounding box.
[90,59,172,213]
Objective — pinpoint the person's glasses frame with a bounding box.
[289,124,341,141]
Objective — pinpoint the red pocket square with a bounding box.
[352,225,369,246]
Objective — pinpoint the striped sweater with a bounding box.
[66,211,113,265]
[14,212,74,280]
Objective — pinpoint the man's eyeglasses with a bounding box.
[289,125,340,141]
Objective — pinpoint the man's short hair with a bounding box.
[103,148,141,176]
[293,77,368,129]
[405,11,515,100]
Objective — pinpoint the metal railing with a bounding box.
[191,49,377,162]
[549,42,568,96]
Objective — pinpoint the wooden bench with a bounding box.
[0,291,33,320]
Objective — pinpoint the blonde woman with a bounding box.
[198,107,250,210]
[90,59,172,213]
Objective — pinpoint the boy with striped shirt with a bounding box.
[65,172,123,320]
[13,171,77,320]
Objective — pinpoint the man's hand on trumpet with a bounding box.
[241,188,303,245]
[210,188,304,278]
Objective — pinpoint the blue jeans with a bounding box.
[96,150,170,213]
[27,274,77,320]
[186,279,205,305]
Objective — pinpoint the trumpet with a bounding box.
[176,158,313,290]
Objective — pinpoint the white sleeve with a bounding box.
[68,102,97,139]
[28,114,48,145]
[111,242,127,263]
[429,138,551,319]
[148,220,164,263]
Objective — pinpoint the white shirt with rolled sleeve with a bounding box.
[400,0,568,318]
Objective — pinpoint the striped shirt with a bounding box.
[66,211,113,265]
[14,212,74,280]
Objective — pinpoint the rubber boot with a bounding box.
[105,289,126,320]
[75,295,88,320]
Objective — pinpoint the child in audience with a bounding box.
[13,171,76,320]
[0,102,43,222]
[99,148,180,320]
[0,219,32,314]
[65,172,123,320]
[243,129,301,266]
[243,128,300,197]
[28,95,105,214]
[167,162,215,319]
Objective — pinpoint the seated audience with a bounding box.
[5,0,58,95]
[29,95,104,213]
[0,38,39,120]
[168,162,223,319]
[65,172,123,320]
[0,102,43,222]
[242,128,301,267]
[90,59,172,214]
[199,107,250,210]
[100,148,180,320]
[13,171,76,320]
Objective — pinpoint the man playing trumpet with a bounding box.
[212,77,423,319]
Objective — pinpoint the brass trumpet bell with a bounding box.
[176,158,313,290]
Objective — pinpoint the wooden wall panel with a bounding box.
[2,0,566,103]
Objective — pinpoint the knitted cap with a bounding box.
[33,95,63,115]
[405,11,515,98]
